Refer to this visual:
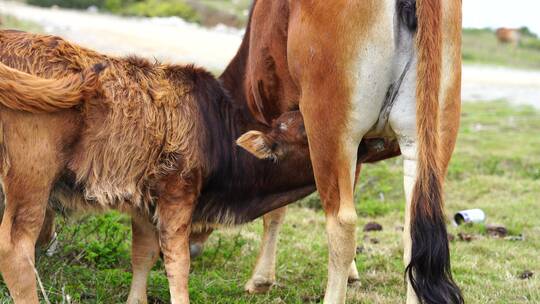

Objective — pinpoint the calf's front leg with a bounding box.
[245,206,287,293]
[156,170,201,304]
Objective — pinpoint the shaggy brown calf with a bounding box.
[0,29,320,303]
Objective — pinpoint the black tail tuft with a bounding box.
[406,172,464,304]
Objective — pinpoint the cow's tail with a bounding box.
[405,0,464,303]
[0,62,105,113]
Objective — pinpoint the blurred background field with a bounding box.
[3,0,540,69]
[462,28,540,69]
[0,0,539,303]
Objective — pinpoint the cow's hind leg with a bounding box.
[245,206,287,294]
[305,131,360,304]
[297,46,392,304]
[244,207,360,295]
[347,259,361,287]
[0,165,59,303]
[127,215,160,304]
[300,85,387,303]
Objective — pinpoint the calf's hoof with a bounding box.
[244,276,275,294]
[347,277,362,288]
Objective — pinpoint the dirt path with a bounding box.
[2,1,540,108]
[0,1,243,71]
[463,65,540,108]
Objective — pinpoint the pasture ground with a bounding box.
[0,13,539,304]
[0,100,537,303]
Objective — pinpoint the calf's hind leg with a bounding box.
[0,158,60,303]
[0,192,56,251]
[156,170,202,304]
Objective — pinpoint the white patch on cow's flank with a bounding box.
[345,0,397,189]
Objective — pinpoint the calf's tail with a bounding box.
[0,62,105,113]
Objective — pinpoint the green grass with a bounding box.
[0,14,43,33]
[0,101,538,303]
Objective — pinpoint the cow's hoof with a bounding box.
[189,243,204,258]
[244,276,275,294]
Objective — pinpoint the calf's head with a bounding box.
[237,111,308,161]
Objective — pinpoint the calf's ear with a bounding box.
[236,131,277,161]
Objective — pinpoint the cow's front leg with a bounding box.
[156,170,202,304]
[245,206,287,293]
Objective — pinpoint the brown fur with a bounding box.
[0,61,103,113]
[237,111,399,164]
[438,0,462,176]
[72,62,205,208]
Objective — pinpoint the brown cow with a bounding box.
[496,27,521,45]
[218,0,464,303]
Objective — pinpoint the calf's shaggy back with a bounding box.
[71,59,206,207]
[0,30,217,210]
